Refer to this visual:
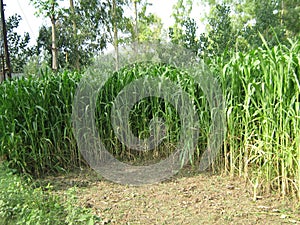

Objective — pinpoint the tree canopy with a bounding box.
[5,0,300,72]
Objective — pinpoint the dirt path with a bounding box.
[40,170,300,225]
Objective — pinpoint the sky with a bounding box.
[5,0,208,46]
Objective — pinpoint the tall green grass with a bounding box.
[95,62,209,165]
[0,38,299,199]
[217,38,300,198]
[0,70,83,176]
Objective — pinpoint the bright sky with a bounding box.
[5,0,208,46]
[5,0,43,43]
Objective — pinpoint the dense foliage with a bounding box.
[0,70,82,176]
[1,37,300,198]
[217,38,300,198]
[95,62,209,164]
[0,164,97,224]
[0,1,299,224]
[6,14,34,73]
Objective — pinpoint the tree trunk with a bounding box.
[133,0,138,54]
[51,16,58,71]
[112,0,119,70]
[51,3,58,71]
[69,0,80,70]
[69,0,76,34]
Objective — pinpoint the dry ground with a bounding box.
[39,169,300,225]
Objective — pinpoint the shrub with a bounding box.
[0,163,97,224]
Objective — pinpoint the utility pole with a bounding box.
[0,0,11,80]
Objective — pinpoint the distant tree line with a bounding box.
[6,0,300,72]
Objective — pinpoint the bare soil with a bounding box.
[39,168,300,225]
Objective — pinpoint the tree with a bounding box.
[36,0,110,70]
[137,3,162,43]
[106,0,129,70]
[30,0,63,71]
[67,0,109,68]
[102,0,162,68]
[199,0,300,51]
[235,0,300,48]
[169,17,199,54]
[112,0,119,69]
[116,1,162,50]
[133,0,139,53]
[205,3,235,56]
[280,0,300,37]
[169,0,193,44]
[241,0,285,48]
[173,3,236,57]
[6,14,34,73]
[168,0,201,55]
[69,0,79,70]
[237,0,300,39]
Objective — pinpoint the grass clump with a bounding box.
[216,38,300,198]
[0,70,83,176]
[96,62,209,164]
[0,163,98,225]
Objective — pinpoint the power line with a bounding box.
[16,0,36,40]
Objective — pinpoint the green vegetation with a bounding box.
[0,1,300,223]
[0,163,97,224]
[0,70,83,176]
[95,62,209,164]
[218,37,300,198]
[1,37,299,199]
